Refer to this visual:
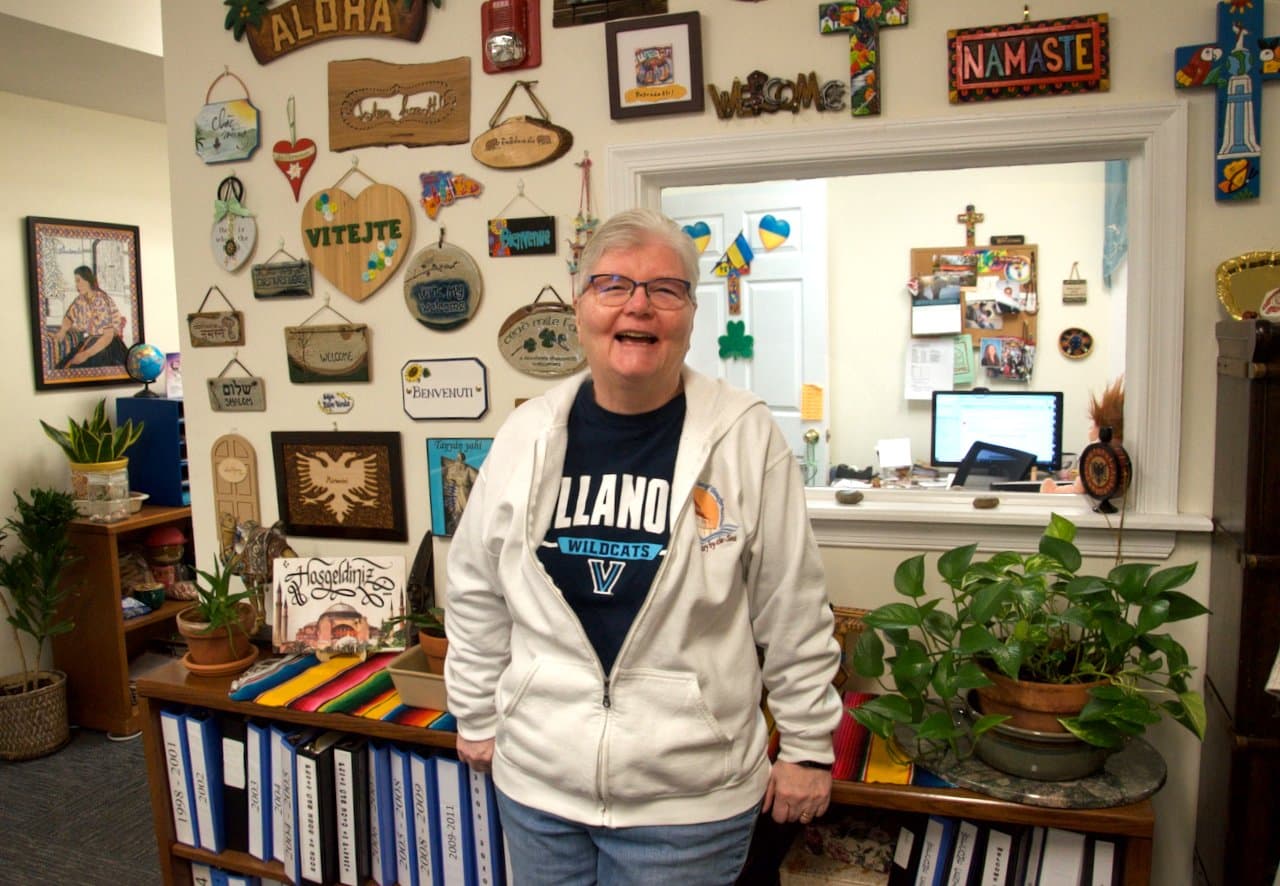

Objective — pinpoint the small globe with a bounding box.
[126,342,166,384]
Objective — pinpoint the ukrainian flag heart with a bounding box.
[682,221,712,254]
[758,214,790,251]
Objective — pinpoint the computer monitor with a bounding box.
[930,390,1064,471]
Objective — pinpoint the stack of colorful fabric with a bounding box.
[228,651,456,730]
[835,691,952,788]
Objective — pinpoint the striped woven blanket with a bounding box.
[228,652,455,731]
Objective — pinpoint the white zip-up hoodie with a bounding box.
[445,367,842,828]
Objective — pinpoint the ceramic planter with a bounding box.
[975,666,1105,734]
[418,631,449,674]
[176,602,257,671]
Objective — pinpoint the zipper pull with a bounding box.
[602,680,611,709]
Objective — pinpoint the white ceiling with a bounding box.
[0,1,165,122]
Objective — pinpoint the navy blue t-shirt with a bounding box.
[537,382,686,674]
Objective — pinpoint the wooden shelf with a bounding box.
[53,506,193,736]
[135,657,1153,886]
[125,600,188,634]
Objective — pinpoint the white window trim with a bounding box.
[608,102,1203,552]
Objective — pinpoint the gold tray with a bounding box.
[1216,251,1280,320]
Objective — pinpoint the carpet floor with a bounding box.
[0,727,161,885]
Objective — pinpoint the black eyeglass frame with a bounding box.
[583,274,697,310]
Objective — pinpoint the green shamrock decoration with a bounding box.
[718,320,753,360]
[521,338,537,353]
[539,329,558,349]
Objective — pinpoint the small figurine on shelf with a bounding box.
[1041,376,1124,494]
[145,525,196,600]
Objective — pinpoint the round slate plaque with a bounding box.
[403,241,483,330]
[498,288,585,378]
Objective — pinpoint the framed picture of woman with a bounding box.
[26,217,145,390]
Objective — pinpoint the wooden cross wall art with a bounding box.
[226,0,431,65]
[1175,0,1280,201]
[328,57,470,151]
[818,0,909,116]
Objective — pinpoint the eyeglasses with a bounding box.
[584,274,694,310]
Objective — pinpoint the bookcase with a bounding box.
[136,658,1154,886]
[52,505,194,737]
[137,658,458,885]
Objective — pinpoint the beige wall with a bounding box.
[152,2,1263,883]
[0,90,178,678]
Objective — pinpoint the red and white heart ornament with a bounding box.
[272,96,316,202]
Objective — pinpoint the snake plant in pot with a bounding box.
[39,398,144,513]
[851,513,1208,778]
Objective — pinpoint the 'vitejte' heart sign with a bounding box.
[301,182,413,303]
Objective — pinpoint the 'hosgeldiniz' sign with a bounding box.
[948,13,1109,103]
[230,0,429,65]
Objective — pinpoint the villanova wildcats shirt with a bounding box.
[537,382,686,674]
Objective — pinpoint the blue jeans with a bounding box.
[496,790,760,886]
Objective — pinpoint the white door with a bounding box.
[662,179,829,483]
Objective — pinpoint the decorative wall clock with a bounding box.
[403,232,484,330]
[211,176,257,271]
[301,161,412,303]
[195,68,261,163]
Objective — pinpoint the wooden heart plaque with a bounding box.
[301,182,412,303]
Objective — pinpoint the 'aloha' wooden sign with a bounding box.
[225,0,431,65]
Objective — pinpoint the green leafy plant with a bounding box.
[39,399,143,464]
[384,606,446,643]
[851,513,1208,754]
[0,488,81,692]
[187,552,254,646]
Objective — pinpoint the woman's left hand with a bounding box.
[761,760,832,824]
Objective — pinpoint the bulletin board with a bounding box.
[910,245,1039,344]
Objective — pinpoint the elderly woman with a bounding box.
[445,208,842,884]
[49,266,128,369]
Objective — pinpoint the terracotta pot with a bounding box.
[974,666,1106,733]
[418,631,449,675]
[177,602,256,667]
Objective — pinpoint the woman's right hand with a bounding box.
[457,736,495,773]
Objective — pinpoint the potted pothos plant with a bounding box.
[385,607,448,673]
[851,513,1208,774]
[0,488,80,760]
[176,551,257,673]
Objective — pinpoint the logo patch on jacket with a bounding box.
[694,483,739,550]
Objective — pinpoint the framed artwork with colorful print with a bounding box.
[26,217,145,391]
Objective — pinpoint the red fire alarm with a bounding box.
[481,0,542,74]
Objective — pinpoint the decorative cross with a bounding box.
[1174,0,1280,201]
[818,1,910,116]
[957,204,984,247]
